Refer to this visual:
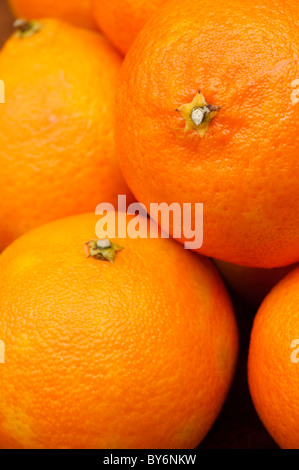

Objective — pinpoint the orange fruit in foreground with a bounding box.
[93,0,167,55]
[248,267,299,448]
[214,259,298,307]
[8,0,97,30]
[116,0,299,268]
[0,19,132,252]
[0,212,238,449]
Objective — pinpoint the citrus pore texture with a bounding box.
[0,213,238,449]
[248,266,299,448]
[0,19,132,251]
[116,0,299,268]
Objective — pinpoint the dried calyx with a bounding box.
[177,90,221,137]
[13,19,42,38]
[86,239,123,263]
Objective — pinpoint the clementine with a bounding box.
[0,19,132,251]
[116,0,299,268]
[0,212,238,449]
[8,0,96,30]
[93,0,168,55]
[248,266,299,448]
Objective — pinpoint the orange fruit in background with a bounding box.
[0,19,132,252]
[248,267,299,448]
[93,0,168,55]
[0,212,238,449]
[214,259,298,307]
[8,0,97,30]
[116,0,299,269]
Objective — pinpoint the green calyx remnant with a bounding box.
[13,19,42,38]
[85,239,123,263]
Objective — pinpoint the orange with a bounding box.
[116,0,299,269]
[248,266,299,448]
[0,19,132,252]
[8,0,97,30]
[93,0,168,55]
[214,259,298,307]
[0,212,238,449]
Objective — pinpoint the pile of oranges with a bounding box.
[0,0,298,449]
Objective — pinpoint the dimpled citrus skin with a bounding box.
[0,213,238,449]
[116,0,299,268]
[248,267,299,449]
[0,19,132,251]
[8,0,97,30]
[93,0,168,55]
